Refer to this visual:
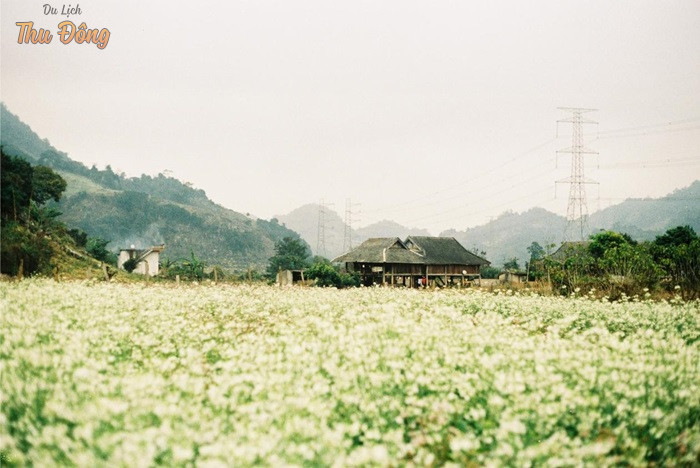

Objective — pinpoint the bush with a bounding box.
[306,262,341,288]
[339,271,361,288]
[86,237,117,265]
[122,258,139,273]
[0,221,54,276]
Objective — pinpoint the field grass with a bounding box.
[1,280,698,466]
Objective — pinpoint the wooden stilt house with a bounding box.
[333,236,489,287]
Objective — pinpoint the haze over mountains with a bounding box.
[279,183,700,266]
[2,102,697,270]
[275,205,430,260]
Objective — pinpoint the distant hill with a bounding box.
[275,208,431,260]
[442,183,700,267]
[275,204,347,259]
[441,208,567,267]
[589,181,700,238]
[281,180,699,268]
[0,103,302,271]
[354,220,431,241]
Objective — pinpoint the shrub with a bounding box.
[122,258,139,273]
[306,262,341,287]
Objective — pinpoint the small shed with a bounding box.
[276,269,306,286]
[499,270,528,284]
[117,244,165,276]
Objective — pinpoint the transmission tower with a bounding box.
[342,198,361,253]
[555,107,599,241]
[316,199,333,257]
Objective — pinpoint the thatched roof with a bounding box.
[548,241,590,262]
[334,236,489,266]
[333,238,424,264]
[405,236,490,266]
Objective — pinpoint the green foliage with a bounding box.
[651,226,700,299]
[541,228,697,299]
[122,258,139,273]
[209,265,226,281]
[86,237,117,265]
[238,269,265,282]
[0,150,70,276]
[182,251,206,280]
[654,225,696,248]
[596,241,662,292]
[527,241,545,262]
[311,255,331,265]
[31,165,67,204]
[503,258,520,271]
[1,107,305,271]
[67,228,88,247]
[589,231,637,259]
[1,150,33,220]
[339,271,361,288]
[306,262,341,287]
[0,221,54,276]
[266,237,311,277]
[480,265,500,279]
[543,245,596,294]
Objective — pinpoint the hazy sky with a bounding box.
[2,1,699,234]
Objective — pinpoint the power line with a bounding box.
[595,117,700,136]
[359,114,696,230]
[599,157,700,169]
[597,125,700,140]
[364,136,559,215]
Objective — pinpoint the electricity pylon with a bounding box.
[316,199,333,257]
[342,198,360,253]
[555,107,599,241]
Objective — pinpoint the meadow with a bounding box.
[1,280,698,466]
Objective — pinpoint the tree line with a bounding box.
[525,227,700,300]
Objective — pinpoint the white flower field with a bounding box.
[1,280,699,466]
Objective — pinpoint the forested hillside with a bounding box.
[0,104,302,271]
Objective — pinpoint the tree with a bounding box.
[68,228,88,247]
[0,150,69,276]
[266,237,311,277]
[598,241,661,291]
[527,242,545,262]
[182,251,206,280]
[480,265,500,279]
[122,258,139,273]
[31,165,67,205]
[654,226,696,249]
[589,231,636,259]
[86,237,117,265]
[503,258,520,271]
[1,151,33,220]
[527,241,546,280]
[306,262,341,287]
[652,226,700,299]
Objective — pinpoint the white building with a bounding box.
[117,244,165,276]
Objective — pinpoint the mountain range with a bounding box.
[275,205,430,260]
[278,183,700,267]
[3,102,697,271]
[0,104,300,271]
